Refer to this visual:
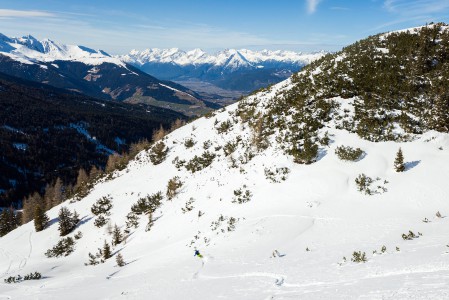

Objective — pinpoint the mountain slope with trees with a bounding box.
[0,72,186,209]
[0,24,449,299]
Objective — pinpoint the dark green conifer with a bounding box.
[394,148,405,172]
[34,206,49,232]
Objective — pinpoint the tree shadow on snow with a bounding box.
[315,148,328,162]
[48,217,60,227]
[405,160,420,171]
[77,216,93,227]
[355,151,367,162]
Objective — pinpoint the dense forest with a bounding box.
[0,72,186,208]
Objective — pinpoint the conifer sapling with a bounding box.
[394,147,405,172]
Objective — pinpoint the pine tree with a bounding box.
[292,135,318,164]
[116,253,125,267]
[105,153,121,173]
[102,240,112,261]
[74,168,89,197]
[112,224,123,246]
[58,207,78,236]
[85,252,99,266]
[152,125,166,142]
[394,147,405,172]
[91,196,113,216]
[22,192,42,224]
[33,205,49,232]
[44,184,55,211]
[89,166,102,182]
[149,142,169,165]
[51,178,64,209]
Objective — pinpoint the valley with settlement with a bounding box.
[0,2,449,299]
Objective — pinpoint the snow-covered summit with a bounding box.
[0,33,125,66]
[120,48,326,68]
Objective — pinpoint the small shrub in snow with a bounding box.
[216,119,232,134]
[116,253,126,267]
[319,131,331,146]
[203,140,212,150]
[351,251,367,263]
[355,174,373,193]
[24,272,42,280]
[239,149,255,164]
[102,240,112,261]
[172,156,186,169]
[185,151,216,173]
[181,197,195,213]
[91,196,113,216]
[184,138,196,148]
[112,224,123,246]
[94,215,108,228]
[4,272,42,283]
[45,237,75,258]
[227,217,237,232]
[264,167,290,183]
[402,230,418,240]
[335,145,364,161]
[74,231,83,240]
[232,186,252,204]
[125,212,139,228]
[131,192,163,215]
[223,140,238,156]
[250,117,270,151]
[149,141,169,165]
[85,252,99,266]
[290,136,318,164]
[166,176,183,200]
[394,147,405,172]
[126,192,163,229]
[354,174,388,195]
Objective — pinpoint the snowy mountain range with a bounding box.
[1,24,449,299]
[121,48,324,69]
[0,34,215,116]
[120,48,326,92]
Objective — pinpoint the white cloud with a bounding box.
[306,0,322,14]
[0,9,55,18]
[383,0,449,15]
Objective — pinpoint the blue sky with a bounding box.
[1,0,449,54]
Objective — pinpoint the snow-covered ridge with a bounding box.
[0,33,126,67]
[121,48,327,68]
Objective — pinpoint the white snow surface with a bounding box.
[121,48,327,68]
[1,78,449,299]
[0,34,126,66]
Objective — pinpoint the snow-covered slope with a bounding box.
[1,74,449,299]
[2,24,449,299]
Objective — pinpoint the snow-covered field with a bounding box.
[1,78,449,300]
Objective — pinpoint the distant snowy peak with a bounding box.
[0,33,124,66]
[121,48,327,68]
